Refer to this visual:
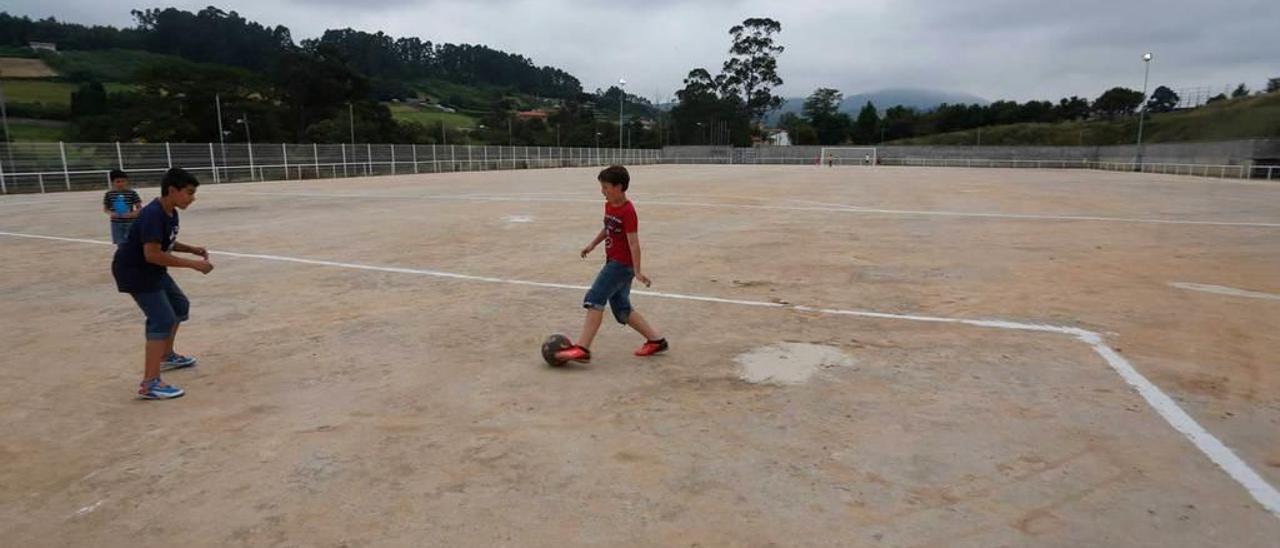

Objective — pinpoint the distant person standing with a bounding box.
[103,169,142,245]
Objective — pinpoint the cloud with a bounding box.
[5,0,1277,101]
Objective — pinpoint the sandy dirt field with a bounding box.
[1,165,1278,546]
[0,57,58,78]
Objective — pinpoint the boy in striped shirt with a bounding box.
[103,169,142,244]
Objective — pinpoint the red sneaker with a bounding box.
[634,338,669,357]
[554,345,591,363]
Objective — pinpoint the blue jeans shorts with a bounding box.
[583,260,634,324]
[130,274,190,340]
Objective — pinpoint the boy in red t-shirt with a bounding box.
[555,165,667,363]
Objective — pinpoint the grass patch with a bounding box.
[0,79,76,107]
[387,103,478,129]
[0,79,135,109]
[6,120,68,142]
[40,49,198,82]
[892,92,1280,146]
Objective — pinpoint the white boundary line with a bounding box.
[218,190,1280,229]
[1,229,1277,518]
[1170,282,1280,302]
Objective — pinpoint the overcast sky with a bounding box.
[7,0,1278,102]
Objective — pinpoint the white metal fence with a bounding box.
[0,142,1274,194]
[656,155,1276,180]
[0,142,662,194]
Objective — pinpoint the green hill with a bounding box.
[891,92,1280,146]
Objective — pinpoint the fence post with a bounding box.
[313,143,320,179]
[0,148,6,194]
[59,141,71,190]
[431,145,437,173]
[165,142,173,168]
[247,143,257,181]
[116,141,124,169]
[341,145,348,177]
[366,144,372,176]
[209,142,219,184]
[483,146,488,170]
[390,144,396,175]
[450,145,456,172]
[412,145,419,174]
[282,143,289,180]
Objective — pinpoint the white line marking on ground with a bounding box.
[219,190,1280,228]
[2,229,1277,518]
[73,499,105,518]
[1170,282,1280,302]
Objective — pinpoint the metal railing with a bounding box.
[0,142,1273,194]
[0,142,662,194]
[660,155,1274,180]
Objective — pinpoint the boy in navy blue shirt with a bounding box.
[112,167,214,400]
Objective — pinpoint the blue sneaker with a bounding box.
[161,352,198,371]
[138,378,184,400]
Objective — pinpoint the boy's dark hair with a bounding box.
[160,167,200,196]
[597,165,630,191]
[109,169,128,181]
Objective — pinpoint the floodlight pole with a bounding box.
[1135,52,1153,171]
[215,94,228,176]
[348,102,356,147]
[0,76,14,171]
[618,78,626,154]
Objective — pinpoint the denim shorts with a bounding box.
[110,222,133,245]
[583,260,634,324]
[130,274,190,340]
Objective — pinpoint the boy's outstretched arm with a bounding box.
[581,228,607,258]
[144,242,213,274]
[172,241,209,260]
[627,232,650,287]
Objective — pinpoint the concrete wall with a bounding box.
[1094,140,1263,166]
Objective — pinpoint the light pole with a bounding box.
[1135,52,1153,171]
[237,115,252,145]
[215,94,227,175]
[618,78,626,153]
[236,114,254,180]
[348,102,356,146]
[1,75,15,172]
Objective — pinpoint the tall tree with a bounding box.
[880,106,918,141]
[851,101,880,144]
[1231,83,1250,98]
[1054,96,1090,121]
[1092,87,1144,118]
[720,18,785,127]
[802,88,850,145]
[1146,86,1180,113]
